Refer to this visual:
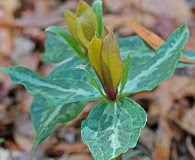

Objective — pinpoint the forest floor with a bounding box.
[0,0,195,159]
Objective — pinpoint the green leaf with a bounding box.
[117,35,155,60]
[0,66,100,105]
[81,98,147,160]
[42,26,85,63]
[176,50,195,68]
[119,24,189,93]
[92,0,103,37]
[118,35,194,68]
[182,50,195,60]
[31,94,87,150]
[47,56,88,79]
[119,53,130,95]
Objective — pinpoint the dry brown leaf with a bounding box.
[0,54,12,67]
[12,105,35,151]
[0,71,15,98]
[67,153,93,160]
[17,52,40,71]
[0,0,20,14]
[0,21,25,30]
[175,106,195,136]
[103,0,125,13]
[134,75,195,116]
[127,19,195,64]
[0,9,14,57]
[11,36,35,63]
[15,14,64,29]
[0,104,14,137]
[153,119,173,160]
[133,75,195,158]
[3,139,21,151]
[38,63,54,77]
[139,127,155,151]
[186,136,195,158]
[128,19,164,50]
[141,0,191,19]
[46,142,89,156]
[185,23,195,50]
[103,13,156,37]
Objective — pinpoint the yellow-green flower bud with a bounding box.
[88,27,124,100]
[64,1,98,49]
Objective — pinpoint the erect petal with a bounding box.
[75,20,90,49]
[88,35,104,84]
[88,27,124,100]
[64,10,80,43]
[101,31,124,92]
[76,1,98,43]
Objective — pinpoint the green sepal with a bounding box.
[119,53,130,95]
[92,0,103,37]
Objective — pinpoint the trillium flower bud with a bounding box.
[88,27,124,101]
[64,1,98,49]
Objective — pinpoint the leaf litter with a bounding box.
[0,0,195,159]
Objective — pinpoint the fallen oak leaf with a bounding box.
[0,21,24,30]
[174,106,195,136]
[153,118,173,160]
[127,18,195,64]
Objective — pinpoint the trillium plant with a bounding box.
[0,0,194,159]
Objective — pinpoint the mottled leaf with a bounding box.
[117,35,155,60]
[118,24,189,94]
[0,66,100,105]
[31,94,87,150]
[127,19,194,64]
[81,98,147,160]
[47,56,88,80]
[176,50,195,68]
[42,26,85,63]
